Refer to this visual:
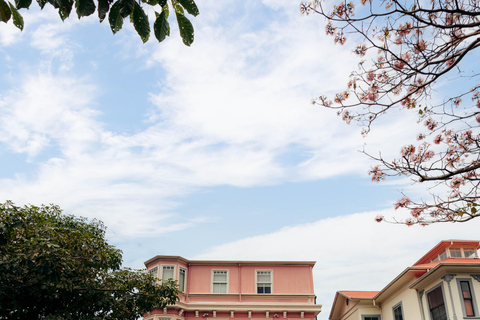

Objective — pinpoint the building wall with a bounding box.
[377,285,421,320]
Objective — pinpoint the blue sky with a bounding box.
[1,0,480,318]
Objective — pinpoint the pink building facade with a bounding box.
[143,256,322,320]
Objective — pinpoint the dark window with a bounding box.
[460,281,475,317]
[256,271,272,294]
[427,286,447,320]
[393,304,403,320]
[362,316,380,320]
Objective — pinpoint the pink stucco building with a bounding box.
[143,256,322,320]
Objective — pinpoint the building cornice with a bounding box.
[144,256,316,268]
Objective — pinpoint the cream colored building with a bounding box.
[329,240,480,320]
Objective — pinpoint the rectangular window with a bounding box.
[179,268,186,292]
[393,303,403,320]
[439,251,447,260]
[464,249,477,258]
[427,286,447,320]
[162,266,175,283]
[460,280,475,317]
[257,271,272,294]
[148,266,158,278]
[212,270,228,293]
[450,248,462,258]
[361,316,380,320]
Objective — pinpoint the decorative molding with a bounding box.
[301,312,304,318]
[266,312,269,318]
[248,311,252,318]
[442,274,456,283]
[179,310,184,316]
[231,311,234,318]
[213,311,216,318]
[471,274,480,283]
[195,311,199,318]
[283,312,287,318]
[164,308,168,315]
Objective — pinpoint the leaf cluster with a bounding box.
[0,0,198,45]
[0,201,180,320]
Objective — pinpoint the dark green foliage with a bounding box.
[154,6,169,42]
[0,201,180,320]
[0,0,197,44]
[132,1,149,43]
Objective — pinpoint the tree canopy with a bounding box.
[301,0,480,224]
[0,201,179,320]
[0,0,198,45]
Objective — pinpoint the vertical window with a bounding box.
[162,266,175,283]
[392,303,403,320]
[148,266,158,278]
[439,251,447,260]
[257,271,272,294]
[450,248,462,258]
[212,270,228,293]
[460,280,475,317]
[427,286,447,320]
[179,268,186,292]
[464,248,477,258]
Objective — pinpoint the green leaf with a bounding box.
[36,0,47,9]
[171,0,183,14]
[97,0,111,22]
[0,0,11,23]
[108,1,123,34]
[14,0,30,9]
[177,0,198,16]
[76,0,95,18]
[175,11,193,46]
[117,0,133,18]
[132,1,149,43]
[419,109,423,115]
[142,0,156,5]
[153,9,169,42]
[472,207,477,214]
[8,2,23,30]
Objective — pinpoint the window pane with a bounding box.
[464,249,476,258]
[213,271,227,282]
[213,283,227,293]
[163,267,174,281]
[179,268,186,291]
[450,248,462,258]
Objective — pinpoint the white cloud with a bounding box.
[194,209,480,320]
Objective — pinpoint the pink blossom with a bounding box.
[413,40,427,53]
[476,114,480,123]
[450,176,465,189]
[405,218,414,226]
[433,134,443,144]
[417,133,426,140]
[374,215,384,222]
[394,197,411,210]
[424,117,437,130]
[366,71,375,82]
[401,145,416,157]
[424,150,435,160]
[411,208,423,218]
[354,44,366,56]
[369,165,385,182]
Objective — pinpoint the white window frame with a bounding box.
[256,270,273,294]
[211,270,229,293]
[161,265,176,283]
[148,266,159,278]
[179,267,187,292]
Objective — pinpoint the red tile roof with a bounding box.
[415,258,480,268]
[338,291,379,299]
